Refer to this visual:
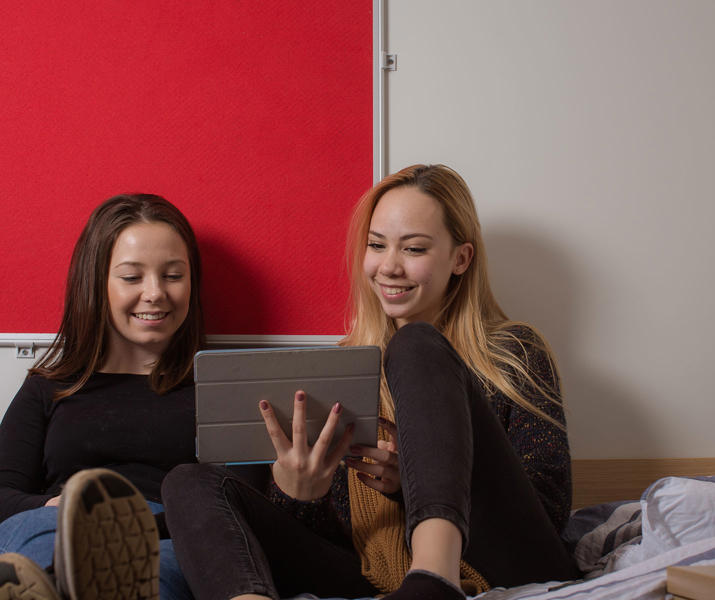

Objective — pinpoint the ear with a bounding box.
[452,242,474,275]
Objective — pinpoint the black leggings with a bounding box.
[163,323,577,599]
[385,323,576,586]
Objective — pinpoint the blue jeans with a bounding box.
[0,501,193,600]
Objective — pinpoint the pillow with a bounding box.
[562,475,715,577]
[606,475,715,573]
[640,475,715,557]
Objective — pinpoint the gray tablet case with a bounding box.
[195,346,381,464]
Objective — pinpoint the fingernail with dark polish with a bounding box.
[260,400,269,410]
[333,402,342,414]
[296,391,305,402]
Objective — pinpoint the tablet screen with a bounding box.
[194,346,381,464]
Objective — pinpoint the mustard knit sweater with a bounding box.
[348,466,489,596]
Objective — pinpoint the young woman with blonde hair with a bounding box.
[163,164,578,599]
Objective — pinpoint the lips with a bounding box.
[132,312,168,321]
[378,283,415,297]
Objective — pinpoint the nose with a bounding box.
[378,249,404,277]
[141,276,166,303]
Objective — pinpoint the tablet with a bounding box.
[194,345,381,464]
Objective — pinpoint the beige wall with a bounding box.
[386,0,715,458]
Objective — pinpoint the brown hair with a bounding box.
[31,194,205,399]
[342,164,563,427]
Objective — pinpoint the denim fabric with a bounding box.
[0,502,192,600]
[385,322,578,587]
[0,505,57,568]
[163,464,378,600]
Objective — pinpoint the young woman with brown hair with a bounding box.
[162,164,578,600]
[0,194,204,599]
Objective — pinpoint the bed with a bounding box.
[288,458,715,600]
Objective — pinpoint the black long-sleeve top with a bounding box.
[0,373,196,523]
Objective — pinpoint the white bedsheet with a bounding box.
[475,535,715,600]
[287,535,715,600]
[286,476,715,600]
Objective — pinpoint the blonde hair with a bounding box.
[342,164,564,428]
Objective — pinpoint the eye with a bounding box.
[119,275,141,283]
[164,273,185,281]
[367,241,385,251]
[404,246,427,255]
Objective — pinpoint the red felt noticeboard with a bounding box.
[0,2,373,335]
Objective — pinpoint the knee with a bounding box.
[384,323,469,410]
[161,463,210,507]
[386,322,442,359]
[384,322,454,374]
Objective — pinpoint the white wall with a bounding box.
[386,0,715,458]
[0,348,36,410]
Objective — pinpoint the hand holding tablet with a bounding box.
[347,416,400,495]
[259,390,354,500]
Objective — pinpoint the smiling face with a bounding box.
[363,186,473,328]
[104,221,191,373]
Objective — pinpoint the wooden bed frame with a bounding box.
[571,458,715,509]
